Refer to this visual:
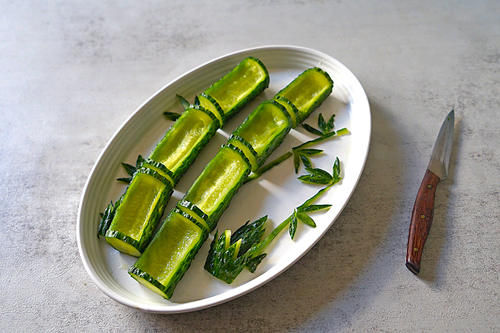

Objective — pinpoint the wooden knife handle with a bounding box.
[406,168,440,275]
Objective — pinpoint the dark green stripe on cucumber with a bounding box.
[139,159,176,187]
[274,95,299,128]
[175,203,210,232]
[227,134,259,171]
[197,93,225,127]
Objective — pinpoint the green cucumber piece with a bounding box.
[149,106,219,182]
[177,200,210,232]
[172,207,208,233]
[139,158,175,187]
[227,134,259,171]
[197,93,224,127]
[204,57,269,121]
[129,209,208,299]
[183,145,251,230]
[275,67,333,123]
[232,100,291,167]
[274,95,299,128]
[105,168,173,256]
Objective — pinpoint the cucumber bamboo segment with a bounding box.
[130,209,208,299]
[275,67,333,123]
[102,57,269,256]
[182,145,251,230]
[106,169,173,256]
[230,100,291,168]
[129,67,333,299]
[149,106,218,183]
[204,57,270,122]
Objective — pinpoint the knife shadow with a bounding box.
[136,100,409,331]
[418,116,462,284]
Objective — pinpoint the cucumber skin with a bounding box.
[205,57,270,122]
[98,197,122,238]
[129,210,208,299]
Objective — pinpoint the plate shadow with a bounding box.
[418,116,462,284]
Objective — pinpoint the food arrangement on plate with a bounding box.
[77,46,371,312]
[98,57,346,299]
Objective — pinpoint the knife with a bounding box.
[406,110,455,275]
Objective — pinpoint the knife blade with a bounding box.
[406,110,455,275]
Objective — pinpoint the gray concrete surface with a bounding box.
[1,1,499,331]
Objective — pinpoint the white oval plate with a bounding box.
[77,45,370,313]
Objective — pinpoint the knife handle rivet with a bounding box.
[427,184,433,189]
[414,247,419,252]
[420,214,426,219]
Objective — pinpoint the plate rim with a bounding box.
[76,44,371,313]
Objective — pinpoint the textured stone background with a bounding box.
[1,1,499,332]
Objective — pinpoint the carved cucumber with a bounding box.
[129,67,333,298]
[102,57,269,256]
